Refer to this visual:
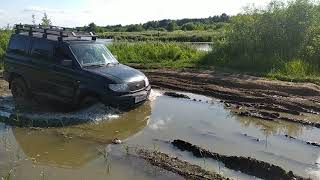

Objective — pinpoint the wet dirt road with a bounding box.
[0,71,320,180]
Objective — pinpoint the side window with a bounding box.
[8,36,29,55]
[31,39,53,60]
[54,46,72,60]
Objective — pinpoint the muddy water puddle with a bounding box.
[0,90,320,179]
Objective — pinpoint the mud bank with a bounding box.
[139,68,320,124]
[163,92,191,99]
[137,149,229,180]
[172,139,310,180]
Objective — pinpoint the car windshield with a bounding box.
[70,44,118,67]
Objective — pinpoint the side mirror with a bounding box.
[61,59,73,67]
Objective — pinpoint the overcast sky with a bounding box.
[0,0,272,27]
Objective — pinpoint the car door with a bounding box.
[49,44,79,101]
[30,40,78,102]
[29,38,57,98]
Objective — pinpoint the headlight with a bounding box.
[109,84,129,92]
[144,77,149,87]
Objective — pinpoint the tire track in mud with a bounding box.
[171,139,310,180]
[282,134,320,148]
[236,110,320,129]
[138,149,229,180]
[140,69,320,128]
[151,77,320,115]
[145,69,320,102]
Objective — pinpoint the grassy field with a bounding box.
[108,42,206,68]
[98,30,224,42]
[109,41,320,84]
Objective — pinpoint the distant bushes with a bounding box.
[0,30,11,69]
[108,42,206,68]
[98,30,224,42]
[201,0,320,79]
[82,14,230,33]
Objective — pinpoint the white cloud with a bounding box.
[23,6,66,14]
[149,117,172,130]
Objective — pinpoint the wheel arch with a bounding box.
[8,72,25,89]
[74,87,102,106]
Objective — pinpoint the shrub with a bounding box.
[201,0,320,75]
[0,30,11,69]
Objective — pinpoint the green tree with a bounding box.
[167,22,178,32]
[126,24,144,32]
[182,22,196,31]
[87,22,97,32]
[41,13,52,27]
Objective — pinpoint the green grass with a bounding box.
[99,30,224,42]
[108,42,206,68]
[108,41,320,84]
[0,30,11,70]
[266,59,320,84]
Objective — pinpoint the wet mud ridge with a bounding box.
[138,149,229,180]
[140,68,320,126]
[237,110,320,128]
[283,134,320,148]
[172,139,310,180]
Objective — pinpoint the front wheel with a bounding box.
[11,78,30,104]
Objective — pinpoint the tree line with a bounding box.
[81,13,230,32]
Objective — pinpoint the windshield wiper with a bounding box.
[83,63,106,68]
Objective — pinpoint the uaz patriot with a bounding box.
[4,24,151,109]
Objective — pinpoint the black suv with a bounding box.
[4,25,151,109]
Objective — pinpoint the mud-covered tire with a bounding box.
[79,96,99,109]
[11,78,30,103]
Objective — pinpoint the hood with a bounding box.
[84,64,145,83]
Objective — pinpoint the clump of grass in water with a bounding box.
[97,146,112,174]
[123,144,130,156]
[1,169,13,180]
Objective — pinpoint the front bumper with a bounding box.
[102,86,151,108]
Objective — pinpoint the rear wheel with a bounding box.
[11,78,29,104]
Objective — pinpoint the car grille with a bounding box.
[128,80,146,92]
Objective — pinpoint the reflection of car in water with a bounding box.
[12,102,151,168]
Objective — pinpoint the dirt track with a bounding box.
[137,67,320,126]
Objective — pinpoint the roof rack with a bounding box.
[14,24,97,41]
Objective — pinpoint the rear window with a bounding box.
[8,35,30,55]
[31,39,54,59]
